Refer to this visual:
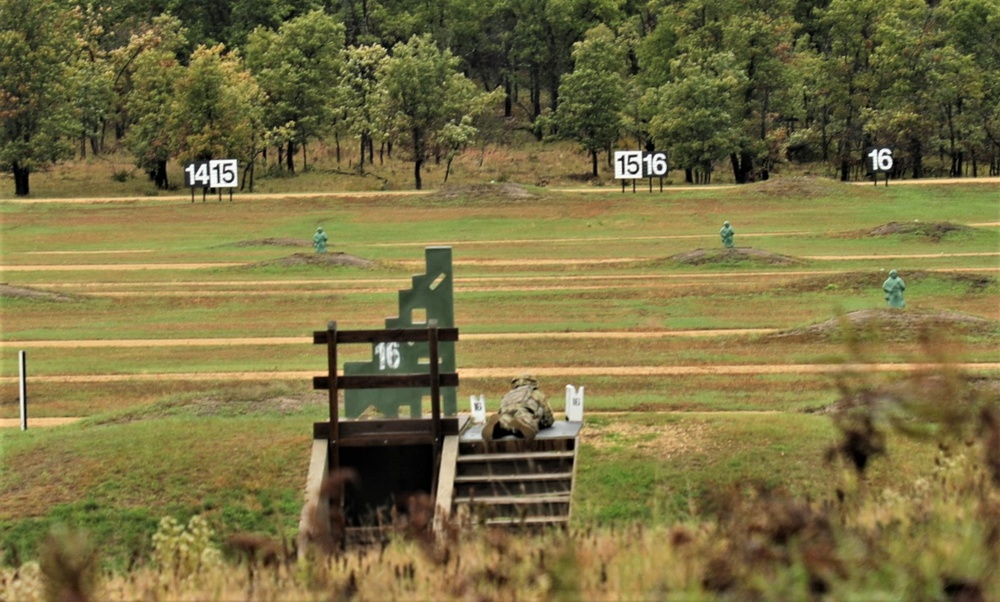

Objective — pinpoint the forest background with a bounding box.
[2,0,999,197]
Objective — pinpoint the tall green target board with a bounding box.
[343,247,456,418]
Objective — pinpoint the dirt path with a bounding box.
[2,363,998,385]
[0,329,780,349]
[5,252,999,273]
[0,417,82,428]
[4,176,999,205]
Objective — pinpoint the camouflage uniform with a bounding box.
[482,374,554,441]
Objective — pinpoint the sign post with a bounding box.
[185,159,238,201]
[865,147,893,187]
[18,351,27,430]
[614,150,668,193]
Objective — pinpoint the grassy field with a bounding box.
[1,156,998,597]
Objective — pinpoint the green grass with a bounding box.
[1,166,998,572]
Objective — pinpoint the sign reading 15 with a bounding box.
[865,147,894,173]
[614,151,669,179]
[184,159,238,188]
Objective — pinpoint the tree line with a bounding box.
[2,0,998,196]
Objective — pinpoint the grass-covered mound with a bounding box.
[0,284,78,303]
[764,308,998,342]
[668,247,805,267]
[238,252,379,269]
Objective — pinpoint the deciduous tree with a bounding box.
[0,0,78,196]
[555,24,626,177]
[375,34,497,190]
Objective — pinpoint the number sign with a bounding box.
[865,147,894,173]
[374,342,402,371]
[184,159,238,188]
[614,151,669,179]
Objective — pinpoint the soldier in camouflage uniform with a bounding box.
[482,374,555,442]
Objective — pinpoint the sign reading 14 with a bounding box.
[614,151,669,179]
[184,159,238,188]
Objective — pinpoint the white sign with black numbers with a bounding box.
[614,151,643,179]
[184,159,238,188]
[865,147,894,173]
[614,151,669,179]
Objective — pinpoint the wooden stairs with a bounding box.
[437,421,582,528]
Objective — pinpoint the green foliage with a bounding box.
[120,15,188,188]
[151,515,222,579]
[375,33,499,189]
[644,52,745,182]
[0,0,79,195]
[245,9,345,172]
[168,43,262,164]
[555,24,626,176]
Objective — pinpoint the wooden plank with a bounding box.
[296,439,330,560]
[568,432,580,521]
[313,373,459,390]
[456,451,576,463]
[338,434,437,447]
[453,494,570,505]
[325,322,340,471]
[314,418,463,440]
[433,435,460,533]
[485,516,569,526]
[314,328,459,345]
[454,472,574,483]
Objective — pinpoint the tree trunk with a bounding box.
[286,140,296,173]
[504,75,512,118]
[412,128,423,190]
[591,150,598,177]
[444,157,453,183]
[13,163,30,196]
[910,138,923,179]
[359,135,367,172]
[153,160,169,189]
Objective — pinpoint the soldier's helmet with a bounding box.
[723,221,730,227]
[889,269,898,278]
[511,374,538,388]
[317,226,324,232]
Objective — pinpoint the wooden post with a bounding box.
[326,321,339,471]
[428,320,441,445]
[428,320,442,496]
[18,351,27,430]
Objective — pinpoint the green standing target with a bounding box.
[343,247,456,418]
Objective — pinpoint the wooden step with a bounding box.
[454,494,570,505]
[457,451,575,463]
[454,471,574,483]
[485,516,569,526]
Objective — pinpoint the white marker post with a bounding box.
[470,394,487,424]
[565,384,585,422]
[18,350,27,430]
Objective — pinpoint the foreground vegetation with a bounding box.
[3,365,999,601]
[1,171,998,598]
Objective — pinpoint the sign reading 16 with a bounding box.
[865,147,894,173]
[374,342,401,371]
